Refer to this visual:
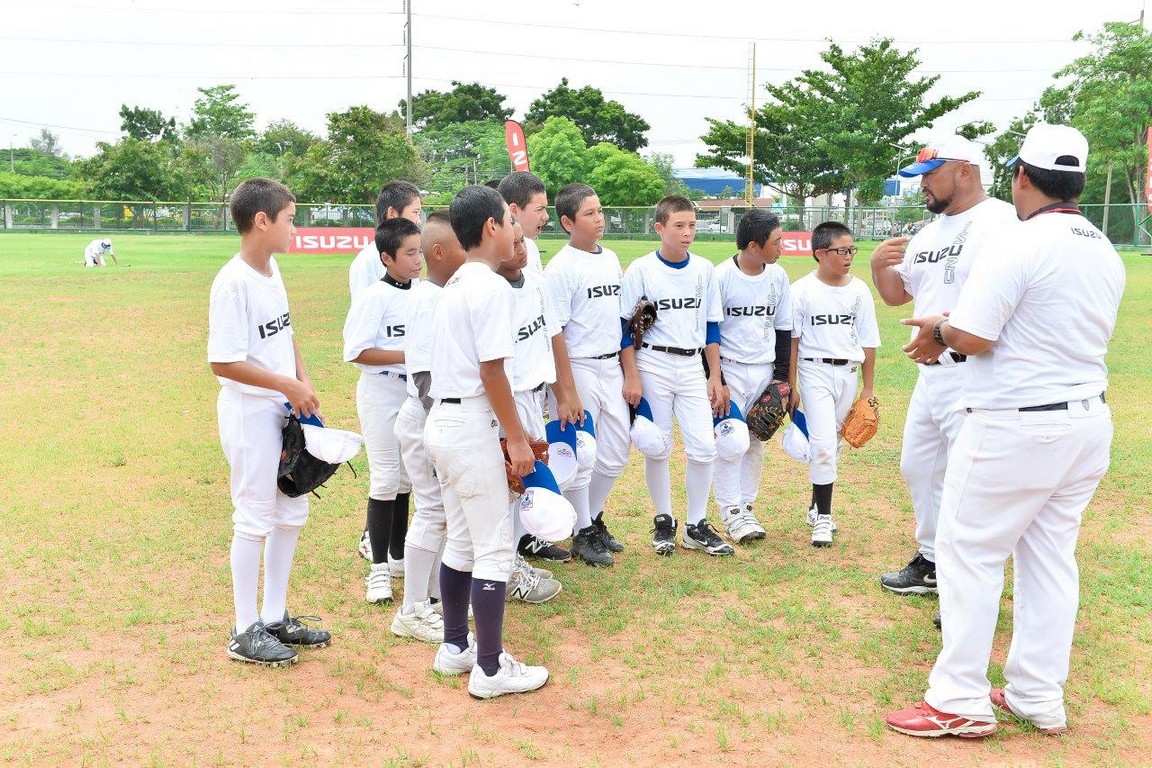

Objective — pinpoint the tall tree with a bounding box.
[587,143,666,206]
[526,78,650,152]
[29,129,65,158]
[119,105,177,142]
[256,119,320,159]
[401,81,512,130]
[185,85,256,141]
[697,38,979,223]
[414,121,510,193]
[525,117,592,194]
[75,138,186,200]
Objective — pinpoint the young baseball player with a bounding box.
[208,177,331,666]
[343,217,424,605]
[498,171,548,275]
[496,219,565,602]
[870,135,1017,597]
[391,211,465,642]
[424,185,548,699]
[544,183,632,566]
[84,237,118,267]
[713,209,793,543]
[619,195,731,557]
[788,222,881,547]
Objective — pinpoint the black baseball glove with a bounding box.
[277,414,343,498]
[625,298,657,349]
[745,381,791,441]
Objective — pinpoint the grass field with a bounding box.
[0,231,1149,767]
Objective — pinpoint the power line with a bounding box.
[5,1,401,15]
[0,115,120,135]
[0,35,402,49]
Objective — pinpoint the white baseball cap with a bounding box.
[1008,123,1088,172]
[544,419,579,488]
[574,410,597,472]
[300,423,364,464]
[519,460,577,542]
[899,135,984,177]
[781,409,811,464]
[630,397,672,460]
[713,401,751,461]
[100,238,113,248]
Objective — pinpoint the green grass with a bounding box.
[0,231,1150,766]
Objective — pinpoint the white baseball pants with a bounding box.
[925,396,1112,728]
[395,397,444,555]
[565,356,631,486]
[356,372,411,500]
[714,359,774,512]
[797,359,857,485]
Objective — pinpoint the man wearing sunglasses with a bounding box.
[870,136,1017,607]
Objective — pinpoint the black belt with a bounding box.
[378,370,408,380]
[590,351,618,360]
[802,357,850,366]
[1019,393,1105,412]
[641,342,701,357]
[440,397,461,404]
[928,352,968,366]
[532,382,547,393]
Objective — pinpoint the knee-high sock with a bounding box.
[366,497,393,566]
[813,482,834,517]
[402,543,438,612]
[587,470,617,522]
[389,492,410,560]
[231,533,264,630]
[565,484,592,533]
[439,563,472,653]
[471,576,507,676]
[261,525,300,624]
[644,457,673,520]
[685,459,715,525]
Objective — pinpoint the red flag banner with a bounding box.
[505,120,530,172]
[1146,127,1151,214]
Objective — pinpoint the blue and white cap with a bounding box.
[630,397,671,460]
[781,408,811,464]
[519,460,577,542]
[544,419,579,488]
[713,401,750,461]
[574,410,597,472]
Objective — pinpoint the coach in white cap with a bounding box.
[886,123,1126,738]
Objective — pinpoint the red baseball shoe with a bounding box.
[886,700,997,738]
[990,689,1068,735]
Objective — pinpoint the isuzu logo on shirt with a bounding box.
[586,285,620,298]
[810,314,853,326]
[517,314,547,341]
[655,297,702,311]
[726,305,776,317]
[258,312,291,338]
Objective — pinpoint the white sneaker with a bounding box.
[357,530,372,561]
[507,558,562,604]
[430,601,474,620]
[811,514,834,547]
[514,554,552,581]
[391,600,444,643]
[365,562,392,603]
[723,505,766,544]
[432,633,477,676]
[389,553,405,579]
[805,504,837,532]
[467,652,550,699]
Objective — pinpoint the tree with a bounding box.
[29,129,65,158]
[526,78,650,152]
[401,81,512,130]
[697,38,979,224]
[185,84,256,141]
[256,119,320,159]
[646,152,695,198]
[587,143,666,206]
[985,88,1078,200]
[119,105,177,142]
[414,121,510,194]
[525,117,591,193]
[75,138,186,200]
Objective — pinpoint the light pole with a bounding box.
[8,134,15,173]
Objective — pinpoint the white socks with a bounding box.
[261,526,301,625]
[685,460,715,525]
[230,534,264,630]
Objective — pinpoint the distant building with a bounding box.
[674,167,762,198]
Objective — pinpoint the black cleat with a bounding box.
[651,514,677,556]
[682,519,735,556]
[264,612,332,648]
[593,516,624,553]
[880,553,938,595]
[571,525,614,566]
[227,622,298,667]
[517,534,572,562]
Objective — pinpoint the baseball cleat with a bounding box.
[517,534,572,563]
[467,652,550,699]
[365,562,393,604]
[357,530,372,561]
[651,514,677,556]
[507,558,563,604]
[593,515,624,553]
[433,634,477,676]
[571,525,614,566]
[264,612,331,648]
[806,503,837,531]
[389,554,405,579]
[682,520,735,556]
[989,688,1068,735]
[885,700,997,738]
[933,612,942,630]
[880,553,938,595]
[811,514,834,547]
[391,600,445,644]
[722,505,766,544]
[227,621,299,667]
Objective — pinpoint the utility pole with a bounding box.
[404,0,413,139]
[8,134,14,173]
[744,43,756,206]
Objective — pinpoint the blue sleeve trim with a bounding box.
[706,321,721,345]
[621,317,633,349]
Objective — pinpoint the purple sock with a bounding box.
[470,576,507,676]
[438,564,472,652]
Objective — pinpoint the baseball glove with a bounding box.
[278,415,343,498]
[745,380,791,441]
[841,396,880,448]
[500,437,550,495]
[625,298,657,349]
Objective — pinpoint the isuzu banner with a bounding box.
[294,228,374,254]
[781,231,813,257]
[505,120,530,172]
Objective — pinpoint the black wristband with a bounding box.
[932,320,946,347]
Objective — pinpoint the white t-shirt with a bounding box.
[619,251,724,349]
[524,237,544,276]
[207,254,297,398]
[342,276,416,375]
[898,198,1017,320]
[428,262,516,400]
[403,280,443,399]
[84,239,112,267]
[791,273,882,362]
[509,269,560,392]
[949,209,1125,410]
[544,243,624,358]
[715,255,793,364]
[348,242,385,300]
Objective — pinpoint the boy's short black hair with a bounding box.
[811,221,853,262]
[230,178,295,234]
[555,183,597,230]
[449,185,507,251]
[424,209,451,227]
[375,217,422,260]
[375,180,422,227]
[654,195,695,226]
[736,209,782,251]
[1016,161,1085,201]
[498,172,547,209]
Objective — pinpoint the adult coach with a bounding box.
[870,136,1016,597]
[84,238,118,267]
[886,124,1125,738]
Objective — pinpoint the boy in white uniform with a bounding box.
[208,178,331,666]
[544,183,631,566]
[348,181,423,300]
[342,218,423,604]
[788,222,881,547]
[498,171,548,275]
[620,195,731,557]
[84,238,118,267]
[391,211,465,642]
[424,185,549,699]
[713,210,793,543]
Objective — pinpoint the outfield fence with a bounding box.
[2,198,1148,246]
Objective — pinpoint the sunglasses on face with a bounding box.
[916,147,969,165]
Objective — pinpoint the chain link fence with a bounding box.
[3,199,1148,246]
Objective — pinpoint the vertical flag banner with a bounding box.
[1146,127,1151,214]
[505,120,530,172]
